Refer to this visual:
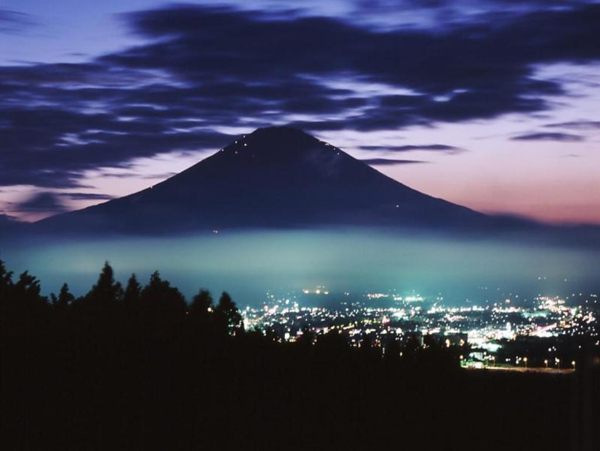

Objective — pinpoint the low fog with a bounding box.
[1,228,599,306]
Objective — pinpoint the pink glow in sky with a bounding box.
[1,1,599,225]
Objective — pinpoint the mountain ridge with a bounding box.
[35,126,521,234]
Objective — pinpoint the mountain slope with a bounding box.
[38,127,498,234]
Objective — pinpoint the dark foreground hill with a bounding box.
[2,260,598,451]
[37,126,511,234]
[3,332,578,451]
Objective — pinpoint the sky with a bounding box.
[1,0,599,224]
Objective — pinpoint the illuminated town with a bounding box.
[243,287,599,371]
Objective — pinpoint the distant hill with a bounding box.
[36,127,527,234]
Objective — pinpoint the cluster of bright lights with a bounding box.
[242,288,599,370]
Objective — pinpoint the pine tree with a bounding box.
[214,292,242,336]
[140,271,187,323]
[189,289,213,333]
[86,262,123,309]
[13,271,47,312]
[0,259,13,304]
[123,274,142,305]
[190,289,213,317]
[56,283,75,307]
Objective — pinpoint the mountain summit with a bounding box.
[38,126,491,233]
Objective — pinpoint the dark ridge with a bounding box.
[35,126,530,235]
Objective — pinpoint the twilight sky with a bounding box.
[1,0,599,224]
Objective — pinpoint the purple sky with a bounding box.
[1,0,599,224]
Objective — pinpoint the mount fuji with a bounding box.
[37,127,523,234]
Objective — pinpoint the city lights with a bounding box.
[243,288,599,372]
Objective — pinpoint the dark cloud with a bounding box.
[0,101,233,187]
[361,158,427,165]
[545,121,600,130]
[111,4,598,127]
[0,9,36,33]
[7,192,113,218]
[0,169,86,189]
[351,0,593,19]
[126,4,600,79]
[62,193,115,201]
[360,144,462,153]
[511,132,585,142]
[15,192,67,213]
[1,3,599,189]
[116,5,589,98]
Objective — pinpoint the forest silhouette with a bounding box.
[0,260,594,450]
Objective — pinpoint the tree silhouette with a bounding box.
[123,274,142,305]
[12,271,47,312]
[296,326,315,349]
[121,273,142,326]
[0,260,13,333]
[401,333,422,364]
[140,271,187,328]
[0,259,581,451]
[51,283,75,315]
[384,338,401,363]
[214,291,242,335]
[315,329,349,355]
[0,267,48,336]
[84,261,122,311]
[57,283,75,306]
[0,259,13,298]
[189,289,213,330]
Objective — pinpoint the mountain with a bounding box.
[36,126,517,234]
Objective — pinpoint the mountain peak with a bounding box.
[37,126,490,233]
[217,126,330,162]
[251,125,311,138]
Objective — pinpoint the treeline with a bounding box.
[1,260,242,339]
[0,260,575,451]
[0,258,463,366]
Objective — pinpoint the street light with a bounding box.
[544,359,548,369]
[524,357,528,369]
[572,360,576,370]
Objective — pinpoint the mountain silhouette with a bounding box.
[37,126,514,234]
